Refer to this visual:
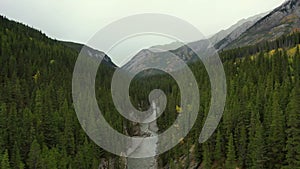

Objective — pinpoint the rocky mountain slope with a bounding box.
[60,41,117,67]
[214,12,267,50]
[211,12,267,49]
[122,13,265,71]
[225,0,300,49]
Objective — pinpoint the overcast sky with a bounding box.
[0,0,285,66]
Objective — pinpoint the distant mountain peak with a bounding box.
[225,0,300,49]
[122,12,266,72]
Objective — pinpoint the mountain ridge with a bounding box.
[0,15,117,68]
[225,0,300,49]
[60,41,117,67]
[123,12,266,72]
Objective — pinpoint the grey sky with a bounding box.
[0,0,285,66]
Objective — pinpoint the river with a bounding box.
[126,101,159,169]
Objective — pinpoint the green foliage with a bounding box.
[0,16,116,168]
[214,130,223,162]
[202,142,212,169]
[27,139,41,169]
[1,149,11,169]
[248,111,265,169]
[267,86,286,168]
[284,84,300,168]
[1,14,300,169]
[225,133,236,169]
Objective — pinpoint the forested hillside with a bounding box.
[0,15,122,169]
[1,14,300,169]
[155,38,300,168]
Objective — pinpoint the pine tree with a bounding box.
[20,108,34,158]
[1,149,11,169]
[11,142,23,169]
[27,139,41,169]
[285,85,300,168]
[202,142,212,169]
[57,148,69,169]
[214,129,223,163]
[268,86,286,168]
[0,103,8,153]
[73,137,93,169]
[40,145,58,169]
[237,124,247,168]
[225,133,236,169]
[248,112,265,169]
[7,103,18,153]
[60,100,75,156]
[33,89,43,141]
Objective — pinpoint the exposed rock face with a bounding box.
[123,13,265,72]
[214,13,267,50]
[213,12,267,49]
[225,0,300,49]
[124,0,300,72]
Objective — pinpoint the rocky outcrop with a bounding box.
[225,0,300,49]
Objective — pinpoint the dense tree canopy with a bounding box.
[0,15,300,169]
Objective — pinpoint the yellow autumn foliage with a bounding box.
[33,70,40,84]
[176,105,182,113]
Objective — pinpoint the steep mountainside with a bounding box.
[149,41,184,52]
[226,0,300,49]
[147,14,266,53]
[212,12,267,49]
[0,15,121,168]
[123,13,265,71]
[60,41,117,67]
[214,13,267,50]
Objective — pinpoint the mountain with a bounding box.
[211,12,267,48]
[60,41,117,67]
[122,44,200,73]
[123,12,266,72]
[225,0,300,49]
[214,12,268,50]
[124,0,300,72]
[149,41,184,52]
[2,5,300,169]
[0,15,122,168]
